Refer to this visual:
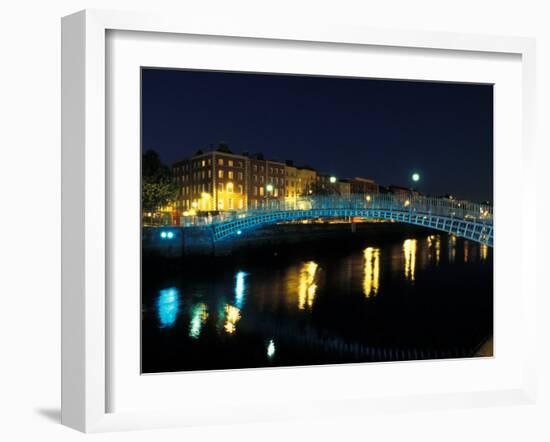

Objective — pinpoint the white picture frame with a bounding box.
[61,9,537,433]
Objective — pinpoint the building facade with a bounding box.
[350,177,379,195]
[173,150,248,213]
[172,148,379,215]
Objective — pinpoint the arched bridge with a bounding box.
[194,194,493,247]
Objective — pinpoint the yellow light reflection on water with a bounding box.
[403,239,417,282]
[464,241,469,263]
[448,235,457,262]
[363,247,380,297]
[480,244,488,261]
[223,304,241,334]
[189,303,208,339]
[298,261,318,310]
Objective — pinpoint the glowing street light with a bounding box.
[266,184,274,193]
[411,173,420,182]
[329,176,337,184]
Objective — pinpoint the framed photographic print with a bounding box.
[61,9,537,432]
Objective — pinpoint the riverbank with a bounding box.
[143,221,435,259]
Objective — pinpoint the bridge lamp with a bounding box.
[411,173,420,182]
[160,231,167,239]
[329,176,337,184]
[167,231,174,239]
[236,230,242,235]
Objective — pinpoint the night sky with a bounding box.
[142,68,493,202]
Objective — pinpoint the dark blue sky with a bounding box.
[142,68,493,202]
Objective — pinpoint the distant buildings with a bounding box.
[172,145,379,213]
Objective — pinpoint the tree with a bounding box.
[142,149,178,216]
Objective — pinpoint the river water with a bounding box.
[142,229,493,373]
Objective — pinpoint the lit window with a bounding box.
[218,159,223,166]
[218,183,223,192]
[228,160,233,167]
[201,160,206,167]
[238,172,243,180]
[259,187,264,196]
[218,170,224,178]
[228,198,233,209]
[238,185,243,194]
[253,165,257,172]
[253,187,258,196]
[228,171,234,179]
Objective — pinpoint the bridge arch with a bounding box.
[211,205,493,247]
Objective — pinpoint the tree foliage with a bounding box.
[142,150,178,213]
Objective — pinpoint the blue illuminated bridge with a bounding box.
[180,194,493,248]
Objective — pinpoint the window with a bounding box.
[218,158,223,166]
[238,184,243,194]
[260,176,265,183]
[208,170,212,178]
[269,167,273,174]
[260,166,264,172]
[228,198,233,209]
[227,183,233,194]
[259,187,264,196]
[253,187,258,196]
[201,160,206,167]
[218,183,223,192]
[218,170,224,179]
[238,172,243,180]
[274,188,278,197]
[228,171,234,179]
[253,165,257,172]
[238,199,243,209]
[254,174,257,182]
[228,160,233,167]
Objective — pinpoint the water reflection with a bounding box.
[234,271,247,308]
[448,235,457,263]
[223,304,242,334]
[480,244,488,261]
[267,339,276,359]
[157,287,180,328]
[363,247,380,297]
[298,261,318,310]
[426,235,441,265]
[189,303,208,339]
[143,232,494,372]
[403,239,417,282]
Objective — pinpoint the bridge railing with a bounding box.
[181,194,493,227]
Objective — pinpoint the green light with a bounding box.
[412,173,420,182]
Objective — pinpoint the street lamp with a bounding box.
[411,173,420,182]
[266,184,274,193]
[329,176,337,184]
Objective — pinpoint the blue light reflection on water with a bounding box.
[157,287,180,328]
[234,271,247,308]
